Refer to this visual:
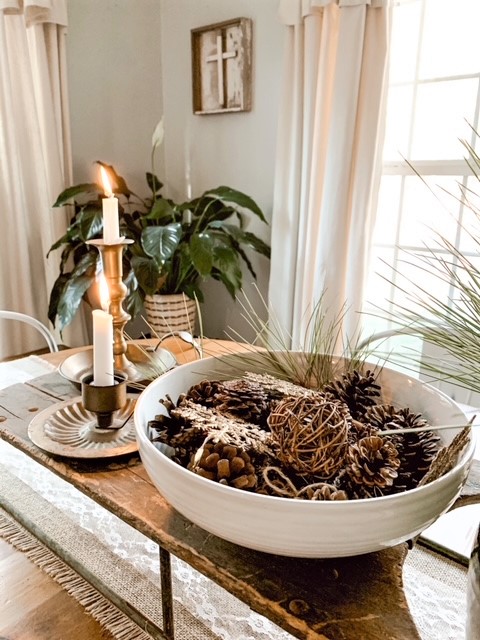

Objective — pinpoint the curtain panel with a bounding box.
[0,0,87,357]
[269,0,390,350]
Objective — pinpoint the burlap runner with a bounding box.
[0,465,219,640]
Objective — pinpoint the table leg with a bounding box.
[160,545,175,639]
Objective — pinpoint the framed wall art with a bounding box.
[191,18,252,115]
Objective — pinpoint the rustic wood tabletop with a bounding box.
[0,337,478,640]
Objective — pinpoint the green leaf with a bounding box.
[71,250,99,278]
[204,186,267,223]
[131,255,160,295]
[53,183,99,207]
[78,205,104,241]
[48,273,69,326]
[57,274,94,330]
[213,267,241,298]
[141,224,181,262]
[183,281,204,303]
[123,270,145,317]
[47,230,72,256]
[125,288,145,319]
[146,172,163,194]
[212,247,242,297]
[147,198,176,221]
[190,233,213,276]
[212,223,271,258]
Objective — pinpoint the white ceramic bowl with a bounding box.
[134,353,475,558]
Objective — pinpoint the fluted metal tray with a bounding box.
[28,396,138,459]
[58,344,176,389]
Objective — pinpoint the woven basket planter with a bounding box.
[144,293,197,336]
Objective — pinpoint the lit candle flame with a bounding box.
[99,165,114,198]
[98,274,110,312]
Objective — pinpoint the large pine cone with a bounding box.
[188,441,258,490]
[183,379,224,408]
[183,378,272,426]
[148,393,215,466]
[212,379,272,426]
[324,369,381,419]
[346,435,400,496]
[365,404,441,491]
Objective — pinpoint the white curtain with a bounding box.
[0,0,87,358]
[269,0,390,350]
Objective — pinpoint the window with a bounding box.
[363,0,480,398]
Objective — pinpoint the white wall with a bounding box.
[66,0,283,340]
[66,0,165,193]
[159,0,283,340]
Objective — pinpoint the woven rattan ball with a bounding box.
[267,395,350,477]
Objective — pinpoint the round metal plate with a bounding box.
[58,344,177,389]
[28,396,138,459]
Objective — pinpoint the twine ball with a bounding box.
[267,395,350,477]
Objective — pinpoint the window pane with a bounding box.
[372,176,402,246]
[391,250,453,320]
[459,176,480,252]
[420,0,480,79]
[411,79,478,159]
[398,175,460,246]
[364,247,396,310]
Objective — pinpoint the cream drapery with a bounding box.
[0,0,87,358]
[269,0,390,350]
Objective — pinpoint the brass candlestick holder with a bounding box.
[87,238,138,379]
[84,238,177,386]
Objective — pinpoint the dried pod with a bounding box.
[188,441,258,491]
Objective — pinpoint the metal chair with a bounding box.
[0,311,58,353]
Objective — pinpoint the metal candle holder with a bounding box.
[87,238,137,378]
[81,372,127,428]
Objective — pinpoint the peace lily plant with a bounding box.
[48,119,271,331]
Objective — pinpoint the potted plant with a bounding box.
[48,161,270,334]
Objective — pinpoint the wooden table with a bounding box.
[0,338,478,640]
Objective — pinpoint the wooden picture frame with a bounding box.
[191,18,252,115]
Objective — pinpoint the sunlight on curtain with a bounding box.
[0,0,88,358]
[269,0,390,350]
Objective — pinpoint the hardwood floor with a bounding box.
[0,539,116,639]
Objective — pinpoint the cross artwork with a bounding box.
[191,18,252,114]
[206,35,237,108]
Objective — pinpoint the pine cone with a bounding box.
[324,369,381,419]
[184,379,224,407]
[365,404,441,490]
[148,393,192,444]
[349,418,378,443]
[297,483,349,501]
[211,379,272,426]
[168,426,211,466]
[346,435,400,494]
[188,441,258,490]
